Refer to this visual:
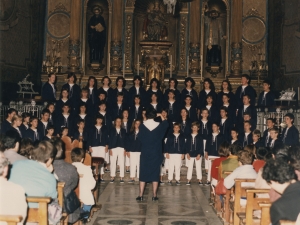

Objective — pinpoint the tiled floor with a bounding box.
[90,166,223,225]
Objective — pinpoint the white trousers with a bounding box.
[129,152,140,178]
[105,151,110,164]
[91,146,106,175]
[203,140,209,170]
[207,156,219,181]
[125,155,130,167]
[186,156,202,180]
[110,147,125,178]
[168,154,182,181]
[164,154,169,171]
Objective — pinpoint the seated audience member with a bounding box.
[10,115,23,138]
[1,108,17,134]
[289,145,300,180]
[253,147,268,173]
[3,130,27,164]
[211,142,230,186]
[218,144,241,179]
[71,148,96,222]
[281,113,299,146]
[19,138,34,158]
[224,150,257,189]
[257,80,275,108]
[262,118,275,147]
[244,144,256,156]
[9,140,58,208]
[0,152,27,225]
[262,158,300,225]
[52,138,80,223]
[252,129,263,148]
[268,128,282,148]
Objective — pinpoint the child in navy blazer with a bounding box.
[183,95,198,122]
[109,117,127,183]
[179,108,192,138]
[185,122,204,185]
[181,77,198,108]
[25,116,42,142]
[165,123,186,185]
[281,113,300,146]
[126,119,143,183]
[238,121,253,147]
[163,90,180,123]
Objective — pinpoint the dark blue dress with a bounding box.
[139,120,169,182]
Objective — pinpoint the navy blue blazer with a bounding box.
[235,85,257,108]
[110,102,129,121]
[54,113,74,136]
[181,88,198,108]
[128,105,143,125]
[88,87,98,106]
[281,125,299,146]
[97,87,114,104]
[198,90,217,110]
[199,120,212,140]
[179,119,192,138]
[55,99,73,115]
[253,140,264,148]
[19,124,29,137]
[237,105,257,129]
[126,132,142,152]
[185,106,198,122]
[61,83,81,112]
[257,91,275,108]
[185,134,204,157]
[231,139,242,146]
[37,120,51,138]
[111,88,129,105]
[163,89,181,103]
[205,133,225,156]
[96,112,113,133]
[217,91,236,108]
[221,104,237,124]
[165,133,186,154]
[219,118,233,142]
[108,128,127,149]
[147,103,163,113]
[88,126,109,148]
[41,82,56,102]
[262,129,272,147]
[76,98,94,115]
[128,86,147,107]
[267,139,283,148]
[239,133,253,147]
[163,100,181,123]
[206,105,219,123]
[73,114,93,131]
[1,120,12,134]
[146,89,163,106]
[24,128,43,142]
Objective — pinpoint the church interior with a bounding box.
[1,0,300,225]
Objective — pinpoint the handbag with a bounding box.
[64,190,81,214]
[215,178,227,195]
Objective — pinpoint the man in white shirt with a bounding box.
[0,152,27,225]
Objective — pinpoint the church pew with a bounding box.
[26,196,51,225]
[259,202,271,225]
[219,171,233,224]
[232,179,256,225]
[0,215,22,225]
[280,221,296,225]
[57,182,68,225]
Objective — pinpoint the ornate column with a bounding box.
[124,0,135,74]
[230,0,243,76]
[111,0,124,75]
[177,3,189,77]
[68,0,81,73]
[189,0,201,76]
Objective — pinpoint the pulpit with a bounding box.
[139,41,172,87]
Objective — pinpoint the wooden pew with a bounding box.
[221,171,233,224]
[57,182,68,225]
[0,215,22,225]
[280,221,296,225]
[26,197,51,225]
[259,202,272,225]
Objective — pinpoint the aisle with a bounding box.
[90,168,223,225]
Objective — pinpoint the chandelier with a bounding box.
[163,0,192,14]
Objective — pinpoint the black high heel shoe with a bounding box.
[152,196,159,201]
[136,196,144,201]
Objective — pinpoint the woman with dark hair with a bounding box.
[181,77,198,108]
[198,78,217,109]
[20,112,31,136]
[136,108,169,201]
[73,102,92,131]
[128,75,147,107]
[112,76,128,104]
[205,95,218,123]
[77,88,94,116]
[216,80,236,108]
[56,88,73,114]
[178,108,191,138]
[147,92,163,113]
[73,119,89,150]
[61,72,81,111]
[98,76,114,103]
[52,137,81,224]
[146,78,163,105]
[163,78,181,103]
[85,76,98,106]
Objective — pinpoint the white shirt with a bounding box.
[42,121,48,127]
[62,99,67,103]
[174,133,180,138]
[224,165,257,189]
[69,83,74,88]
[151,103,157,108]
[135,87,139,95]
[100,112,106,116]
[79,114,86,119]
[221,118,226,124]
[245,132,250,137]
[135,105,140,110]
[95,125,102,131]
[118,88,122,92]
[63,114,69,119]
[103,87,109,92]
[116,128,120,134]
[152,89,157,92]
[212,132,218,141]
[89,87,93,93]
[144,119,159,131]
[81,98,88,102]
[185,106,191,110]
[202,120,208,126]
[205,89,211,94]
[243,105,249,111]
[231,139,237,144]
[223,104,229,107]
[50,83,55,93]
[168,101,174,105]
[242,85,248,90]
[206,105,212,110]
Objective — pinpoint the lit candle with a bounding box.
[123,53,125,78]
[170,55,172,78]
[137,54,139,75]
[108,53,110,76]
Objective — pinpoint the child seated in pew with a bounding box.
[262,158,300,225]
[211,142,230,186]
[253,147,268,173]
[71,148,96,223]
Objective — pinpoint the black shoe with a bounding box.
[105,168,110,173]
[205,181,211,186]
[159,180,164,185]
[136,196,143,201]
[125,170,130,173]
[128,179,135,183]
[167,180,172,185]
[110,179,114,183]
[186,181,191,186]
[176,181,181,185]
[152,196,159,201]
[199,181,203,185]
[120,179,124,183]
[99,178,105,183]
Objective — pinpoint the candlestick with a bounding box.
[187,56,189,77]
[137,54,140,75]
[170,55,172,78]
[200,55,203,81]
[108,53,110,76]
[123,53,125,78]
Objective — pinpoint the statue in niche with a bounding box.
[88,5,106,65]
[204,4,226,66]
[143,1,168,41]
[148,59,162,81]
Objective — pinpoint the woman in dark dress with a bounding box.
[137,108,169,201]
